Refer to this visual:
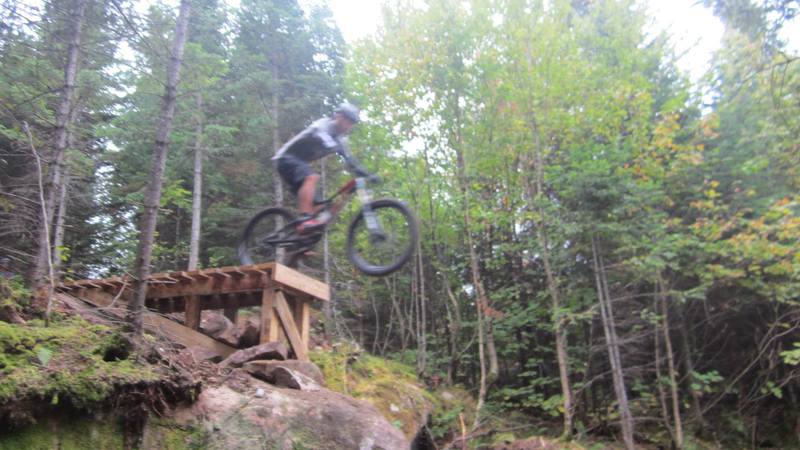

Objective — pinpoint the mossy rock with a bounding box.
[141,418,206,450]
[0,413,125,450]
[0,317,158,424]
[310,344,461,441]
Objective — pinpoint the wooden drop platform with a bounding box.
[57,262,329,361]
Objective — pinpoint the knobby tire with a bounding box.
[238,207,295,266]
[346,199,419,276]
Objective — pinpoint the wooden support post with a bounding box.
[292,294,310,349]
[260,287,280,344]
[274,290,309,361]
[185,295,201,330]
[223,294,238,323]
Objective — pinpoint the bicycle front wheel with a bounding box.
[238,207,296,266]
[346,199,418,276]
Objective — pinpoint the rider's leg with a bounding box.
[296,173,330,233]
[297,173,320,216]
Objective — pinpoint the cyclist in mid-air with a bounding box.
[272,102,375,233]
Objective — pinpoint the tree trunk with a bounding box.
[129,0,191,334]
[53,105,80,277]
[416,238,427,375]
[187,93,204,270]
[591,236,635,449]
[678,308,707,431]
[654,294,675,441]
[659,277,684,448]
[371,291,380,354]
[447,78,497,397]
[32,0,87,287]
[271,66,283,204]
[529,115,574,437]
[321,159,333,337]
[472,269,487,431]
[52,171,70,277]
[451,125,497,425]
[443,272,462,384]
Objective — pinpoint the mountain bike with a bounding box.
[237,176,419,276]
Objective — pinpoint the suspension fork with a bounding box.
[356,178,384,235]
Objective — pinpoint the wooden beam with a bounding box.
[260,287,280,344]
[142,312,235,359]
[272,263,330,301]
[63,291,235,358]
[274,291,308,361]
[185,295,201,330]
[212,268,232,278]
[176,271,194,283]
[145,274,265,299]
[79,288,130,311]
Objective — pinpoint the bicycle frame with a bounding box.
[264,176,377,250]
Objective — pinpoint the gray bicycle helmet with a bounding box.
[335,102,360,123]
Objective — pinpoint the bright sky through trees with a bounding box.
[324,0,798,83]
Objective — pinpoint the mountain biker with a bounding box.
[272,102,375,233]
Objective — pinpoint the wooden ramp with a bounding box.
[57,262,329,361]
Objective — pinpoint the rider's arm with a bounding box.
[336,141,372,178]
[312,123,372,177]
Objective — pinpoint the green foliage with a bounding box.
[780,342,800,366]
[690,370,724,394]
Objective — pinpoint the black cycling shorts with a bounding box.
[276,155,314,195]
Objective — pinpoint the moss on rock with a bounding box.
[141,418,207,450]
[0,414,125,450]
[0,316,158,424]
[310,344,454,441]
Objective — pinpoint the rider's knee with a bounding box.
[304,174,320,186]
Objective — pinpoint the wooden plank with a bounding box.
[211,269,231,279]
[274,291,308,361]
[185,295,201,330]
[272,263,330,301]
[142,313,236,358]
[260,287,280,344]
[79,288,130,311]
[176,271,194,282]
[66,290,235,358]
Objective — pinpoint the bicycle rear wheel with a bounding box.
[346,199,418,276]
[238,207,296,265]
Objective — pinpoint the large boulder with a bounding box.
[172,374,409,450]
[312,345,434,443]
[243,360,325,391]
[200,312,238,347]
[244,360,325,384]
[233,316,261,348]
[219,342,288,368]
